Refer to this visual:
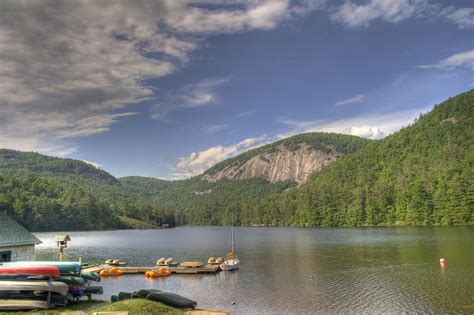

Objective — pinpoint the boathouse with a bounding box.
[0,212,42,262]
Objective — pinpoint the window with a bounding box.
[0,250,12,262]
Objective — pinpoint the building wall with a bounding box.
[0,244,35,262]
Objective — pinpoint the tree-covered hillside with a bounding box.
[255,90,473,226]
[0,90,472,230]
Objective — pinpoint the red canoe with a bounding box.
[0,266,61,278]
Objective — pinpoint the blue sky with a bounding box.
[0,0,472,179]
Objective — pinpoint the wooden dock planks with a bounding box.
[83,264,221,275]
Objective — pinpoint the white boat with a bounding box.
[0,300,49,311]
[220,222,240,271]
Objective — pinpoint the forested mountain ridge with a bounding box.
[256,89,473,226]
[0,149,119,186]
[0,90,472,231]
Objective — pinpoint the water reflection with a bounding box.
[34,226,474,314]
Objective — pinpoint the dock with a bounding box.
[83,264,221,275]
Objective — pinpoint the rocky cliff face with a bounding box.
[202,143,341,184]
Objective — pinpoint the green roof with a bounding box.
[0,213,42,247]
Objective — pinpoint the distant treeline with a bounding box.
[0,91,472,231]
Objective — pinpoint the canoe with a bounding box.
[0,266,60,278]
[3,261,81,276]
[0,300,49,311]
[0,292,68,307]
[146,292,197,309]
[55,276,86,286]
[84,285,103,295]
[81,271,101,282]
[0,280,68,296]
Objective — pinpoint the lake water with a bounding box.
[34,227,474,314]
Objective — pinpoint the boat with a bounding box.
[80,270,101,282]
[99,267,123,276]
[146,292,197,309]
[3,261,81,276]
[220,218,240,271]
[0,280,68,295]
[0,300,49,311]
[179,262,205,268]
[145,268,171,278]
[0,266,61,278]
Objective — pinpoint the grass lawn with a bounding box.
[0,299,183,314]
[94,299,183,314]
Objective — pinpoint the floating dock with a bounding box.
[83,264,221,275]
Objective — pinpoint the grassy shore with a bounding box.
[0,299,228,315]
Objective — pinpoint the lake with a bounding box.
[34,227,474,314]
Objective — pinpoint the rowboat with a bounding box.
[0,266,60,278]
[0,280,68,296]
[0,300,49,311]
[3,261,81,276]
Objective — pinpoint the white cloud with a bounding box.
[0,0,323,155]
[276,107,430,140]
[173,136,267,178]
[445,7,474,29]
[330,0,429,28]
[350,126,384,139]
[417,50,474,71]
[336,94,365,105]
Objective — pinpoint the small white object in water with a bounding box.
[309,275,313,278]
[231,301,236,305]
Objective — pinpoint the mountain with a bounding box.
[202,133,369,184]
[0,90,472,230]
[257,89,473,226]
[0,149,119,186]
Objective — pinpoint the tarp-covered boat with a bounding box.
[146,292,197,309]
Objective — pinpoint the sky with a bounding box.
[0,0,473,179]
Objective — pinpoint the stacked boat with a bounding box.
[0,261,103,311]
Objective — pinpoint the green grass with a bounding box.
[0,300,104,314]
[118,216,158,229]
[0,299,183,314]
[93,299,183,314]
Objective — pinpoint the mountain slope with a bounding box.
[257,89,474,226]
[203,133,370,184]
[0,149,119,186]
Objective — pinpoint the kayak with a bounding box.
[3,261,81,276]
[0,266,60,278]
[81,271,101,282]
[0,300,49,311]
[0,280,68,296]
[146,292,197,309]
[0,275,85,286]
